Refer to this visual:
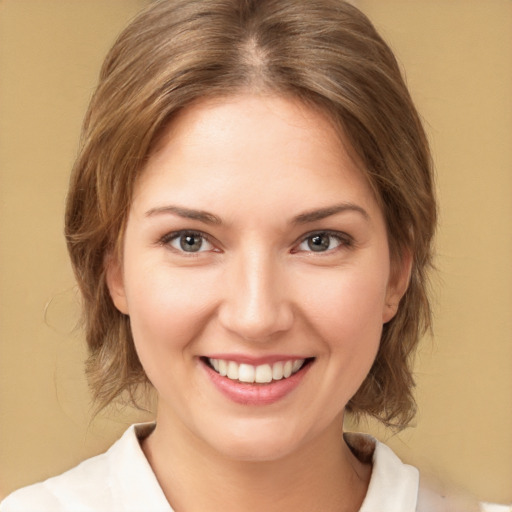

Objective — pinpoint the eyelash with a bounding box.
[159,230,217,254]
[158,229,354,255]
[292,230,354,254]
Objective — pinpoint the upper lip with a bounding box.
[202,354,313,365]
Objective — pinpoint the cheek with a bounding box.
[291,263,390,415]
[301,264,389,353]
[123,260,219,352]
[308,262,387,327]
[123,265,221,397]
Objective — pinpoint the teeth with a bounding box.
[227,361,239,380]
[255,364,272,383]
[292,359,303,372]
[218,359,228,377]
[272,361,284,380]
[238,364,255,383]
[208,358,306,384]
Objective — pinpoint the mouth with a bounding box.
[201,357,315,385]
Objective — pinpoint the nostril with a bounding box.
[218,304,294,341]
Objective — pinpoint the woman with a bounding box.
[0,0,490,510]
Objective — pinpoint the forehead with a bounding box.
[154,94,344,154]
[133,93,380,221]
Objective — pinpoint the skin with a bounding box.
[107,93,410,512]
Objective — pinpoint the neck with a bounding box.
[142,414,371,512]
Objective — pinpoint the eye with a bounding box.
[161,231,215,253]
[295,231,352,253]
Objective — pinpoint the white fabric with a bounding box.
[1,423,507,512]
[354,435,419,511]
[1,424,170,512]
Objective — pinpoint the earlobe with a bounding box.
[383,250,413,323]
[105,254,129,315]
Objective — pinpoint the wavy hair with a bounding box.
[65,0,436,428]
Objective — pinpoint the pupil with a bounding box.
[180,234,202,252]
[308,234,329,252]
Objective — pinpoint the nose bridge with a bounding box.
[219,244,292,341]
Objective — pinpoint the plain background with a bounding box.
[0,0,511,504]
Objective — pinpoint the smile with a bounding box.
[201,356,315,405]
[206,358,308,384]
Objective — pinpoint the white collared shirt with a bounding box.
[1,423,506,512]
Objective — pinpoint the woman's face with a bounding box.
[108,94,407,461]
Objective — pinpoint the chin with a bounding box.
[201,417,315,463]
[215,437,297,463]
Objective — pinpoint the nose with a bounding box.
[218,249,294,342]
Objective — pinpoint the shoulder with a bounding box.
[417,475,510,512]
[345,432,420,511]
[346,432,505,512]
[0,423,170,512]
[417,478,479,512]
[0,450,112,512]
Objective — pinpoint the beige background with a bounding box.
[1,0,511,504]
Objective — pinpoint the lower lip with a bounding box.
[202,360,312,406]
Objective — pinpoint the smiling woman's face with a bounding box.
[107,94,406,461]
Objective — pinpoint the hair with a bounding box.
[65,0,436,429]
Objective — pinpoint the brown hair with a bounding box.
[65,0,436,428]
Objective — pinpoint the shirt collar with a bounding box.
[345,432,419,511]
[113,424,419,512]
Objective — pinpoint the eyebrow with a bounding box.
[145,202,369,226]
[145,205,222,225]
[291,203,369,224]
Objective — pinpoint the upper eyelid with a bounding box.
[158,229,352,250]
[289,230,354,256]
[295,229,353,245]
[160,229,207,241]
[159,229,214,246]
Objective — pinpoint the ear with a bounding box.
[105,253,129,315]
[383,249,413,323]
